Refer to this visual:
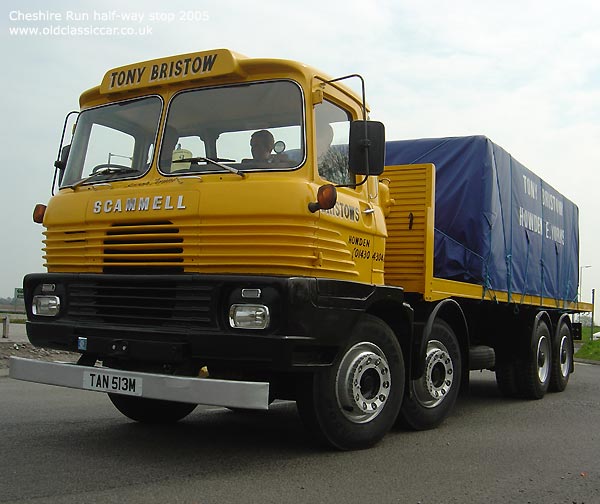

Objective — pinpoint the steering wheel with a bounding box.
[91,164,130,174]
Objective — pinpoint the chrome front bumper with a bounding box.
[9,357,270,410]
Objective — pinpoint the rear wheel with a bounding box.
[296,314,405,450]
[549,321,572,392]
[399,319,461,430]
[515,319,552,399]
[108,394,197,423]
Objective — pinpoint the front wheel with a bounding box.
[398,319,461,430]
[296,314,405,450]
[108,394,197,423]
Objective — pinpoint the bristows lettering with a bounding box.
[322,202,360,222]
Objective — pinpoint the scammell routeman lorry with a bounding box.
[10,49,593,450]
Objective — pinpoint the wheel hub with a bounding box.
[414,340,454,409]
[536,335,550,383]
[559,335,570,377]
[336,343,390,424]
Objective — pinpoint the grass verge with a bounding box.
[575,340,600,361]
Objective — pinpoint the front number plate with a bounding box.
[83,370,142,396]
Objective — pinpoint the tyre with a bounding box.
[515,319,552,399]
[108,394,197,423]
[398,319,461,430]
[296,314,405,450]
[549,321,572,393]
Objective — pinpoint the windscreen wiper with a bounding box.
[172,157,245,178]
[68,166,139,190]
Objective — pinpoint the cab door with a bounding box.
[314,95,378,284]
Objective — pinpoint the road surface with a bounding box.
[1,366,598,503]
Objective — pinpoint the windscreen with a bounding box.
[61,96,162,187]
[160,80,305,174]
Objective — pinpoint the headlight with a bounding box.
[32,295,61,317]
[229,304,270,330]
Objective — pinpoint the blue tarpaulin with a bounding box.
[385,136,579,303]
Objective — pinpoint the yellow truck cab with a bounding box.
[52,49,387,284]
[11,49,592,450]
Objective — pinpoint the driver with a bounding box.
[250,130,275,161]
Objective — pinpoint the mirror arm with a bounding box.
[52,111,78,195]
[323,74,367,121]
[334,175,369,190]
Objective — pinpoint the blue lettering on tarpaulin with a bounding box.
[518,174,564,246]
[384,136,579,303]
[518,207,543,236]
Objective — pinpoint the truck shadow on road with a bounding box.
[52,373,521,462]
[47,374,514,462]
[116,401,316,453]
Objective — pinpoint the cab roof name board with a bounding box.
[100,49,244,94]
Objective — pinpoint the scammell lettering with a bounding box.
[92,195,186,214]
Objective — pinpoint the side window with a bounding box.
[315,100,352,185]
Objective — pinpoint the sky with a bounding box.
[1,0,599,316]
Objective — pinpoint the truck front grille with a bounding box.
[67,277,216,329]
